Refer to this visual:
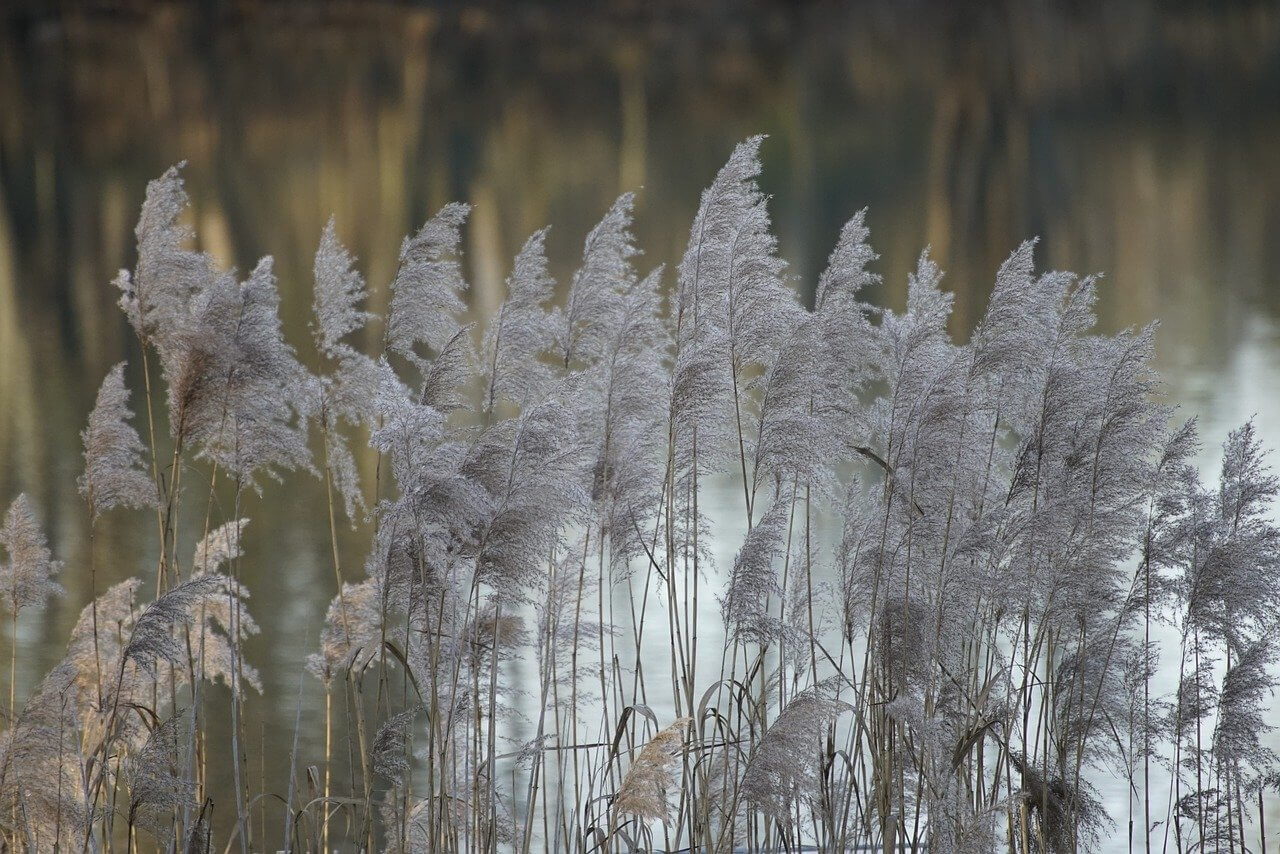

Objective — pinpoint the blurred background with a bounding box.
[1,0,1279,848]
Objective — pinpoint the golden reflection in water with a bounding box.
[1,3,1278,848]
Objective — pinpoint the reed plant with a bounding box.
[0,137,1277,852]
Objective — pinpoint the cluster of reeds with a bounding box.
[0,137,1277,852]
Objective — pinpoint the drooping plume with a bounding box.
[372,706,420,780]
[122,573,253,686]
[126,714,197,840]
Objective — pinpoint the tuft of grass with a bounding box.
[0,137,1277,853]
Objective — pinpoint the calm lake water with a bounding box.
[2,3,1279,850]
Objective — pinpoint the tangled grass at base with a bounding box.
[1,136,1279,853]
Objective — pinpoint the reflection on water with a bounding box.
[1,2,1279,849]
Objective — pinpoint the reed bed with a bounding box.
[0,136,1278,853]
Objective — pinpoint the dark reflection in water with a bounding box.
[1,2,1279,848]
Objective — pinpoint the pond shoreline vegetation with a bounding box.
[0,136,1277,852]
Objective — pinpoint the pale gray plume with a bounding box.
[368,383,446,491]
[467,395,590,589]
[310,218,378,521]
[969,240,1060,390]
[65,577,142,705]
[419,323,477,412]
[1219,419,1278,527]
[879,249,955,395]
[78,362,158,518]
[876,595,933,691]
[119,168,315,484]
[815,208,879,311]
[1214,419,1280,641]
[865,248,957,542]
[328,351,408,432]
[671,135,797,495]
[553,192,638,368]
[750,315,840,500]
[812,210,879,458]
[317,351,407,521]
[115,163,216,345]
[1009,752,1110,854]
[481,228,555,414]
[1213,638,1277,781]
[179,256,315,483]
[312,216,372,357]
[532,540,606,718]
[318,413,365,523]
[387,202,471,357]
[675,135,794,369]
[588,265,669,572]
[0,494,63,612]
